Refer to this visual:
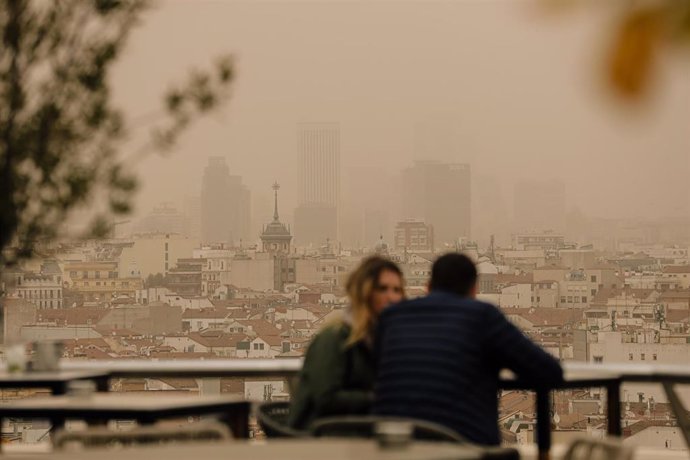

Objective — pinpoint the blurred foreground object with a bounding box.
[542,0,690,101]
[0,0,234,268]
[607,7,662,99]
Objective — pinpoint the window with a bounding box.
[653,354,657,361]
[560,296,566,303]
[591,289,596,296]
[582,296,587,303]
[591,275,597,283]
[629,353,633,361]
[95,271,100,279]
[83,271,89,279]
[567,296,572,303]
[593,356,603,363]
[641,353,646,361]
[70,271,77,277]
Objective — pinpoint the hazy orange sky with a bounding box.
[110,0,690,242]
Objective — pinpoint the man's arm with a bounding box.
[483,304,563,387]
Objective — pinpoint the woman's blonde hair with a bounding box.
[345,256,404,346]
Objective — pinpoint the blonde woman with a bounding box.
[288,256,404,430]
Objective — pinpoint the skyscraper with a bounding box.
[513,180,566,233]
[294,122,340,246]
[401,161,471,247]
[201,157,251,245]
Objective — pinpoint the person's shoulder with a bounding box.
[379,298,421,318]
[312,318,350,343]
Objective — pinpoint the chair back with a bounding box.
[256,401,309,438]
[53,421,231,450]
[563,438,634,460]
[310,415,467,443]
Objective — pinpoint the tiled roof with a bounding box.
[254,334,284,347]
[666,310,690,323]
[37,307,109,326]
[182,308,232,319]
[188,331,248,348]
[505,307,584,327]
[237,319,281,337]
[662,265,690,274]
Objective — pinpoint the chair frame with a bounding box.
[256,401,309,438]
[52,421,232,450]
[310,415,468,443]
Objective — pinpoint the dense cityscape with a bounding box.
[1,1,689,458]
[1,123,688,450]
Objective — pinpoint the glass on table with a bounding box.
[4,342,28,374]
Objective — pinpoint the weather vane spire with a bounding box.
[272,181,280,221]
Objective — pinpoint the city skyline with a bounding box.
[106,1,687,237]
[2,1,690,455]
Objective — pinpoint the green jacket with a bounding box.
[288,321,375,430]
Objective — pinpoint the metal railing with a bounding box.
[57,359,690,457]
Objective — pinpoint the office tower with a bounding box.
[201,157,251,245]
[513,180,566,233]
[135,203,190,236]
[294,123,340,246]
[401,161,471,248]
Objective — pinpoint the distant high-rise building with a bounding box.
[294,122,340,246]
[185,196,202,239]
[394,219,434,253]
[135,202,190,236]
[513,180,566,233]
[201,157,250,244]
[401,161,471,247]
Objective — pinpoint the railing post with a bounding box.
[536,389,551,460]
[606,382,621,436]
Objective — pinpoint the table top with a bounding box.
[62,359,303,378]
[500,362,690,390]
[11,439,516,460]
[500,366,623,390]
[0,394,250,419]
[565,362,690,383]
[0,370,109,386]
[59,358,690,386]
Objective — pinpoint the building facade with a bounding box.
[295,122,340,246]
[394,219,434,252]
[401,161,471,247]
[201,157,251,244]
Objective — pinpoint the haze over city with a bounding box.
[3,1,690,455]
[109,0,690,247]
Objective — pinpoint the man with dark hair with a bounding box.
[373,253,563,446]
